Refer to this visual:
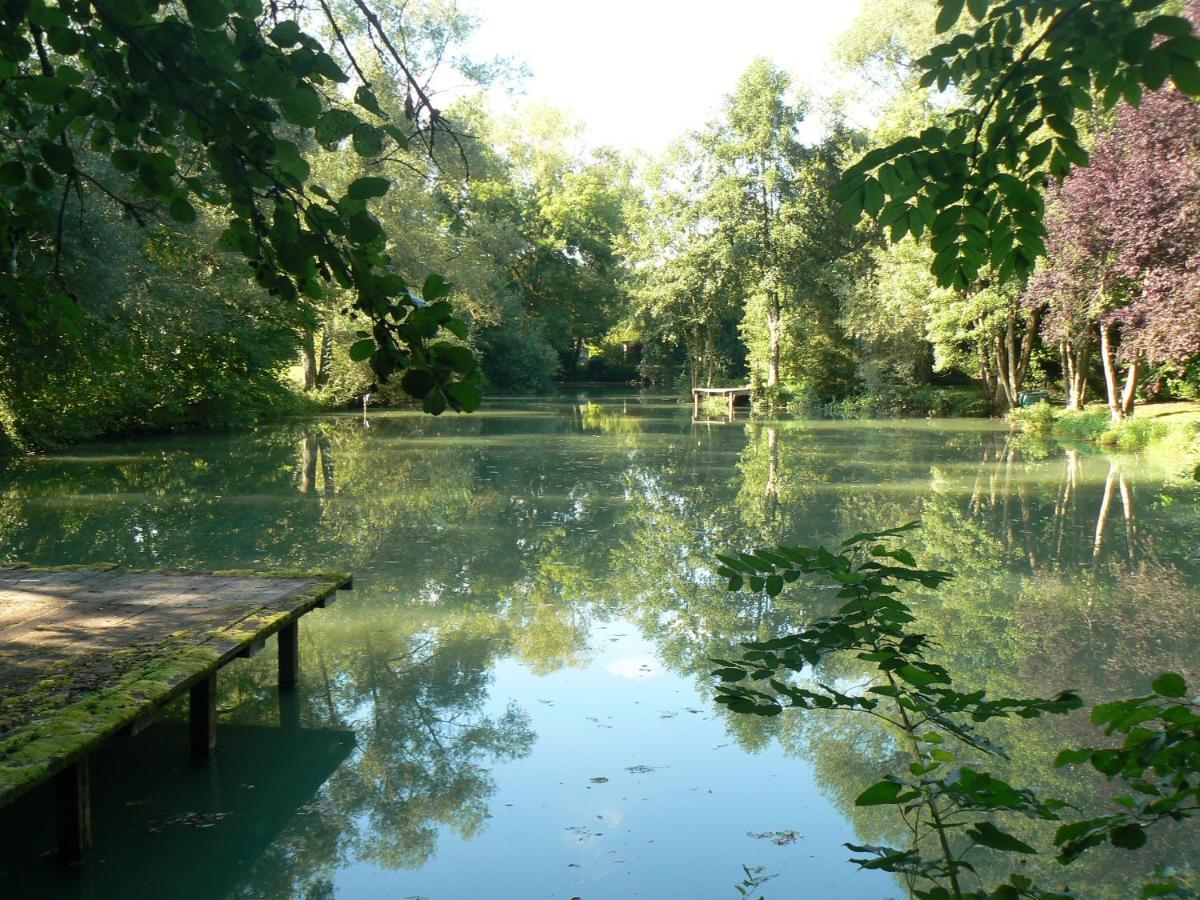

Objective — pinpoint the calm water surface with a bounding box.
[2,393,1199,899]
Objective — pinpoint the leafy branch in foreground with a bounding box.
[835,0,1200,290]
[2,0,481,413]
[712,524,1200,898]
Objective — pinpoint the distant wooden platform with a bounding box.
[692,386,752,417]
[0,563,352,860]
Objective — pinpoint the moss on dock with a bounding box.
[0,565,348,805]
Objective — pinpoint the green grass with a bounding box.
[1012,400,1200,451]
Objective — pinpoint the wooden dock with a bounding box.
[692,386,752,417]
[0,563,352,861]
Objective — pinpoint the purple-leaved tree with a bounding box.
[1027,79,1200,419]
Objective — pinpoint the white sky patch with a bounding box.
[606,655,663,681]
[463,0,865,153]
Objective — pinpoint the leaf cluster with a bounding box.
[836,0,1200,290]
[1,0,479,412]
[712,523,1199,898]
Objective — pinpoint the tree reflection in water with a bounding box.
[0,399,1197,896]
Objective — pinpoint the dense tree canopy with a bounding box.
[5,0,1200,453]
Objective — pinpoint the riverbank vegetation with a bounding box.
[6,0,1200,454]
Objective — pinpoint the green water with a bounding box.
[1,394,1199,898]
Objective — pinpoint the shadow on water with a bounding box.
[0,722,354,899]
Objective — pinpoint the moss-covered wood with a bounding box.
[0,564,349,807]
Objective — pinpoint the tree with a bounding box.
[703,58,807,389]
[1,0,480,416]
[837,0,1200,291]
[1027,87,1200,419]
[623,141,743,389]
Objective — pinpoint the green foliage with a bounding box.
[474,324,561,394]
[1009,401,1058,435]
[0,194,314,445]
[836,0,1200,289]
[827,385,989,418]
[712,524,1200,897]
[1012,404,1179,449]
[1,0,480,417]
[1054,678,1200,866]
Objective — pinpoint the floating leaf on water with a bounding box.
[747,830,802,846]
[589,776,609,783]
[626,764,662,774]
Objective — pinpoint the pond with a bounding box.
[1,393,1198,899]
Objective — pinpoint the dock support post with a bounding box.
[728,392,735,418]
[278,621,299,691]
[692,389,699,417]
[55,756,91,863]
[190,672,217,759]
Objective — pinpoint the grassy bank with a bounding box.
[1012,400,1200,452]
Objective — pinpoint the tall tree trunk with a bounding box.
[1120,355,1139,419]
[995,309,1042,410]
[316,324,334,388]
[992,334,1015,409]
[300,332,318,391]
[766,288,781,388]
[1100,324,1123,422]
[1013,306,1040,398]
[980,338,998,414]
[1063,337,1090,411]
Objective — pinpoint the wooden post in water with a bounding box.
[54,756,91,863]
[190,672,217,759]
[278,621,299,691]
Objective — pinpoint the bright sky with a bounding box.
[462,0,865,154]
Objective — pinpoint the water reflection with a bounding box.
[1,397,1198,897]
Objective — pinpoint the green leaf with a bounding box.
[0,161,25,186]
[348,210,382,244]
[1152,672,1186,698]
[897,664,944,688]
[315,109,358,147]
[1054,748,1093,767]
[31,164,55,191]
[168,196,197,223]
[40,141,74,175]
[1110,823,1147,850]
[349,339,375,362]
[447,380,482,411]
[280,85,322,128]
[967,822,1037,854]
[855,780,905,807]
[422,273,452,302]
[347,176,390,199]
[352,124,384,157]
[269,19,302,47]
[401,368,435,398]
[1171,60,1200,95]
[936,0,965,33]
[354,85,384,117]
